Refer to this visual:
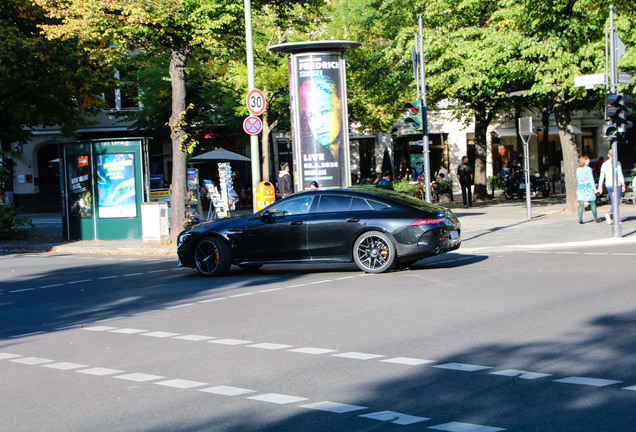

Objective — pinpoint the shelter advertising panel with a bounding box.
[96,153,137,218]
[67,154,93,218]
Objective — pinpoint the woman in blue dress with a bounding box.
[576,155,602,224]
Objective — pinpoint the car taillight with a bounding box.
[410,218,445,226]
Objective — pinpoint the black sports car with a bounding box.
[177,186,461,276]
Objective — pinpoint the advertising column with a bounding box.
[269,41,360,190]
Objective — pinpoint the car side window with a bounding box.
[317,195,352,213]
[367,199,390,211]
[269,196,314,216]
[351,197,372,211]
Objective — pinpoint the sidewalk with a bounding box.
[1,194,635,256]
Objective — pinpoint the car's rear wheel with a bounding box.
[194,236,231,277]
[353,231,396,273]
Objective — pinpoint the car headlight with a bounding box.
[177,232,192,248]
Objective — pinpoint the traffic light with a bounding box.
[404,100,425,132]
[606,92,633,135]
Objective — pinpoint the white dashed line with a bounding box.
[360,410,430,425]
[247,393,309,404]
[332,352,385,360]
[381,357,435,366]
[199,385,255,396]
[43,362,88,370]
[554,377,623,387]
[68,279,92,284]
[114,373,165,382]
[433,363,492,372]
[210,338,252,345]
[110,328,147,334]
[490,369,552,380]
[141,331,180,338]
[155,379,208,389]
[10,357,53,365]
[174,334,215,341]
[77,367,124,376]
[301,401,367,413]
[428,422,506,432]
[288,347,338,355]
[248,343,294,350]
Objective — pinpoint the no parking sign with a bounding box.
[243,115,262,135]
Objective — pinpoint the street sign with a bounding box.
[243,116,262,135]
[574,73,605,88]
[246,88,266,116]
[618,72,633,85]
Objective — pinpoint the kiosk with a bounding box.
[60,138,147,240]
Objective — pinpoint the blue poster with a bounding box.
[97,153,137,218]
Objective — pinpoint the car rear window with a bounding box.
[367,200,390,210]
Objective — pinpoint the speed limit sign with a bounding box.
[246,88,266,116]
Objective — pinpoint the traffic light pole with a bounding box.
[418,15,432,203]
[608,6,621,237]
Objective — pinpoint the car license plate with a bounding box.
[450,230,459,240]
[519,183,526,189]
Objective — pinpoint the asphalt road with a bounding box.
[1,246,635,431]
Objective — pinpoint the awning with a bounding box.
[189,148,251,163]
[492,125,583,138]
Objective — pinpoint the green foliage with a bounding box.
[0,206,34,240]
[488,175,502,191]
[433,178,450,195]
[0,0,114,147]
[392,177,422,197]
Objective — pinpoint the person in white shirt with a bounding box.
[597,149,626,224]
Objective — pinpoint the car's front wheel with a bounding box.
[194,236,231,277]
[353,230,396,273]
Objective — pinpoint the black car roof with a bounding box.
[290,186,443,212]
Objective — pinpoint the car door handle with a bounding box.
[346,218,360,223]
[289,220,303,226]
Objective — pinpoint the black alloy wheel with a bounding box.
[194,236,231,277]
[353,230,396,273]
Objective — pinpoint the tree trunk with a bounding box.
[168,47,189,243]
[554,105,578,214]
[473,99,493,200]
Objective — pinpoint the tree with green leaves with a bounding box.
[0,0,111,152]
[515,0,636,213]
[36,0,323,241]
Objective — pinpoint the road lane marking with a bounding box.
[199,385,255,396]
[43,362,88,370]
[381,357,435,366]
[360,410,430,425]
[433,363,492,372]
[554,377,623,387]
[332,352,385,360]
[247,393,309,404]
[174,335,215,341]
[155,379,208,389]
[141,331,180,338]
[209,338,252,345]
[114,373,165,382]
[10,357,53,365]
[428,422,506,432]
[301,401,367,413]
[288,347,337,355]
[248,343,294,350]
[490,369,552,380]
[77,367,124,376]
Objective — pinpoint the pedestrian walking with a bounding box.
[576,156,602,224]
[278,162,292,198]
[457,156,473,208]
[597,149,625,224]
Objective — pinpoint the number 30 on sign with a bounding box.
[246,89,266,116]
